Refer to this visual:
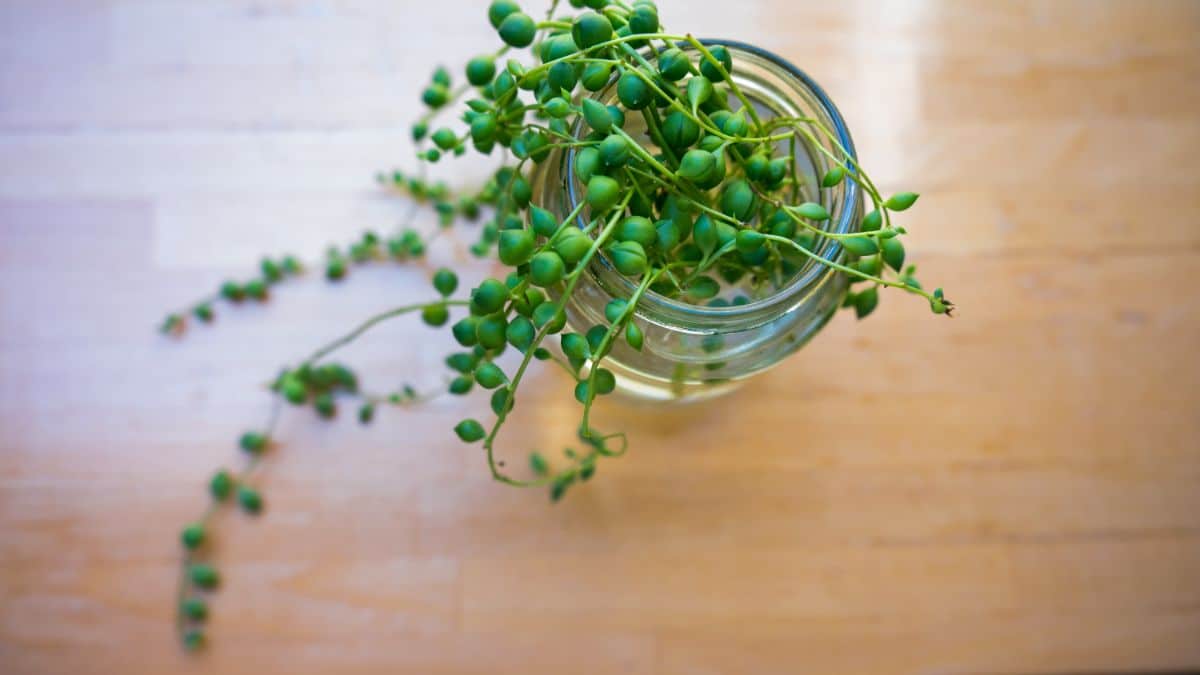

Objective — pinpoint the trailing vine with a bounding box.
[166,0,953,651]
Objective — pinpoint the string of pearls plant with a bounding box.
[163,0,953,651]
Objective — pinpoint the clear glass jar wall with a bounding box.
[530,41,863,401]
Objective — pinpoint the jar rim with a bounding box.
[565,39,860,330]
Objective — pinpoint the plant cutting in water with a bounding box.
[163,0,954,650]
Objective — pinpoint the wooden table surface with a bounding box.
[2,1,1199,673]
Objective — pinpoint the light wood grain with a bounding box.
[2,1,1199,674]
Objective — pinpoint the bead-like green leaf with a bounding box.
[540,33,578,63]
[677,149,717,183]
[617,71,652,110]
[281,376,306,405]
[238,486,263,514]
[885,192,919,211]
[431,128,457,151]
[571,11,613,49]
[605,299,629,324]
[687,276,720,299]
[574,146,603,183]
[547,61,578,92]
[209,470,233,501]
[735,229,765,253]
[610,241,647,276]
[581,98,613,133]
[530,206,558,238]
[219,280,244,302]
[854,287,879,319]
[313,392,336,418]
[488,1,520,29]
[550,474,573,501]
[617,216,656,248]
[544,97,570,118]
[794,202,830,221]
[181,523,205,550]
[554,228,592,264]
[471,278,508,314]
[533,303,566,333]
[529,452,549,476]
[358,403,375,424]
[585,325,608,356]
[594,368,616,394]
[498,229,536,265]
[764,157,788,187]
[239,431,267,454]
[183,629,205,651]
[586,175,621,213]
[599,134,631,168]
[842,236,878,257]
[432,268,458,297]
[855,256,882,277]
[574,381,594,406]
[561,333,589,360]
[181,597,208,621]
[661,111,701,150]
[451,318,479,347]
[692,214,718,256]
[189,564,220,589]
[466,56,496,86]
[861,209,883,231]
[721,112,748,137]
[530,251,566,287]
[628,5,659,34]
[686,76,713,111]
[497,12,536,48]
[625,322,644,351]
[448,375,473,395]
[720,179,756,221]
[656,219,681,250]
[658,48,690,81]
[506,316,535,351]
[581,62,613,91]
[454,419,486,442]
[421,302,449,327]
[881,237,906,271]
[821,166,845,187]
[476,315,508,350]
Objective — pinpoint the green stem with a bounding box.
[641,104,680,168]
[762,233,934,302]
[176,389,283,645]
[304,300,468,366]
[683,35,765,133]
[616,62,793,144]
[482,192,633,486]
[578,271,658,431]
[612,127,695,196]
[531,0,564,53]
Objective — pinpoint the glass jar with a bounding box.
[529,40,863,402]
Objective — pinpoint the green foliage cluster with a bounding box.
[168,0,953,650]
